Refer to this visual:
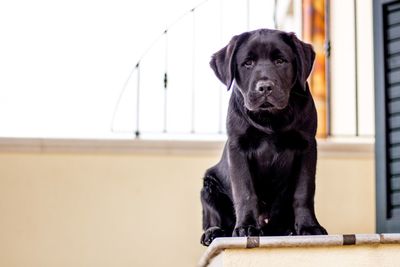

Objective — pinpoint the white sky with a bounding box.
[0,0,207,138]
[0,0,288,139]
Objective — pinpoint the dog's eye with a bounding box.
[243,59,255,68]
[275,58,286,65]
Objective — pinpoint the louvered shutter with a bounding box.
[375,0,400,233]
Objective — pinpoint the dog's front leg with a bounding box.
[228,142,260,237]
[293,139,327,235]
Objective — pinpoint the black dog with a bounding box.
[200,29,327,246]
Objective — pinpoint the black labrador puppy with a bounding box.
[200,29,327,246]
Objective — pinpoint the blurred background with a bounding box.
[0,0,397,266]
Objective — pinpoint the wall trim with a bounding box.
[0,138,225,156]
[0,137,374,158]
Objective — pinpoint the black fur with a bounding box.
[200,29,327,246]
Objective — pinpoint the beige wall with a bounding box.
[0,142,374,267]
[316,156,375,234]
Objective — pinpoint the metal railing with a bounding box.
[110,0,374,140]
[110,0,288,139]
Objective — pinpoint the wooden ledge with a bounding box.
[198,234,400,267]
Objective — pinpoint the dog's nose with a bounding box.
[256,80,275,94]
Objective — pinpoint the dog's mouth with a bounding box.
[259,102,274,110]
[245,101,274,112]
[246,101,288,113]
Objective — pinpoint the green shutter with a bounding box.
[375,0,400,233]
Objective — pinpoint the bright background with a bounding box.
[0,0,199,138]
[0,0,284,138]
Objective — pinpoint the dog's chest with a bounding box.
[238,128,298,178]
[250,140,295,177]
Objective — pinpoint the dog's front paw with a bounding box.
[295,223,328,235]
[232,225,260,237]
[201,226,227,246]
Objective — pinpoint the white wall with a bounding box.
[330,0,374,136]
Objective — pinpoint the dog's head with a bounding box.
[210,29,315,113]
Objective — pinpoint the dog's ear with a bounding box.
[210,33,247,90]
[288,33,316,91]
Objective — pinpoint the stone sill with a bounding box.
[198,234,400,267]
[0,137,373,157]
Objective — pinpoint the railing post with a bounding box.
[135,62,141,139]
[163,31,168,134]
[191,8,196,134]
